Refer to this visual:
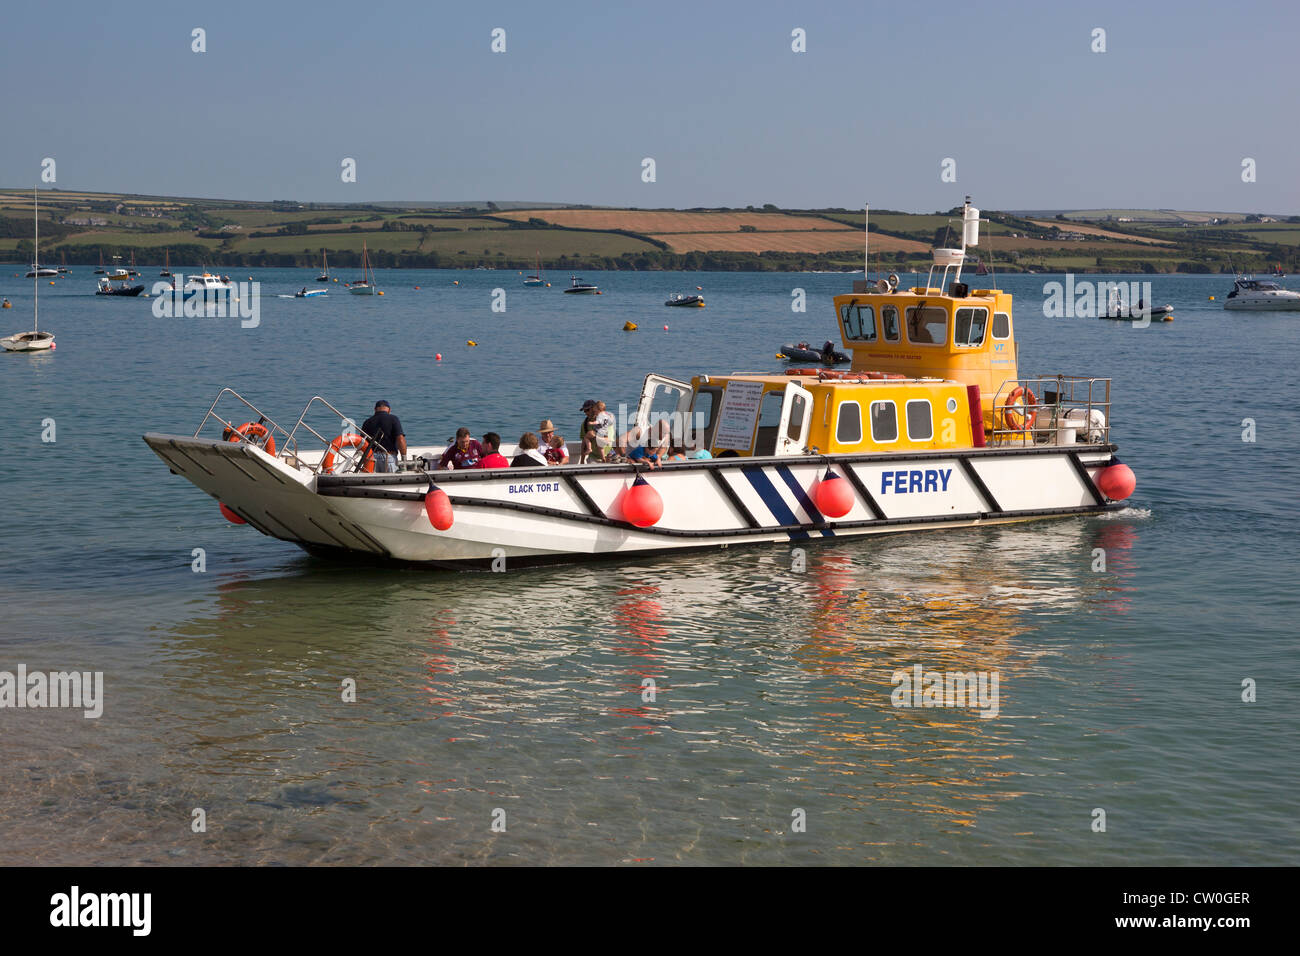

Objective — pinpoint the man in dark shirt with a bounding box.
[360,400,407,473]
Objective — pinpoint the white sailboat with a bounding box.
[523,252,544,286]
[347,242,377,295]
[3,187,56,352]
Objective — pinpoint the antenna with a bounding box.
[33,186,38,333]
[864,202,869,280]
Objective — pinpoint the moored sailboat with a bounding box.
[524,252,544,287]
[3,188,55,352]
[347,242,378,295]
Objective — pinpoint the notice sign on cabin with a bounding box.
[714,381,766,450]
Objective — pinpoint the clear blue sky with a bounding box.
[3,0,1296,213]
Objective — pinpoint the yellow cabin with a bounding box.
[832,284,1016,413]
[632,199,1050,457]
[635,372,978,459]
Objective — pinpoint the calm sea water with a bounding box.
[1,266,1296,865]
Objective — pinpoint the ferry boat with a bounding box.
[142,198,1135,569]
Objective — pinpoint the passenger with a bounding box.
[685,440,712,460]
[438,426,483,469]
[627,445,662,469]
[621,418,672,461]
[538,419,558,449]
[479,432,510,469]
[511,432,548,467]
[579,400,615,463]
[578,399,600,463]
[544,432,570,465]
[361,400,408,473]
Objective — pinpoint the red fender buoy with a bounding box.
[425,484,454,530]
[218,502,246,524]
[814,469,854,518]
[623,474,663,528]
[1096,460,1136,501]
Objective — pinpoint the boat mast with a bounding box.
[33,186,39,334]
[864,202,869,281]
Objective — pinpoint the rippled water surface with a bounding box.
[1,268,1296,864]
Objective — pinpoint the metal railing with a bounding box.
[193,387,300,461]
[989,375,1112,447]
[193,388,414,476]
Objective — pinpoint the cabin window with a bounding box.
[691,386,722,449]
[836,401,862,444]
[785,391,808,441]
[992,312,1011,339]
[904,306,948,346]
[954,307,989,348]
[754,390,785,455]
[881,305,901,341]
[905,400,933,441]
[840,304,877,342]
[870,401,898,443]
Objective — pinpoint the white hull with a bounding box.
[143,433,1122,568]
[2,331,55,351]
[348,284,375,295]
[1223,295,1300,310]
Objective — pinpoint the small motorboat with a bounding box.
[295,288,326,298]
[563,275,601,294]
[96,275,146,296]
[1223,276,1300,311]
[779,340,850,364]
[1099,294,1173,321]
[665,293,705,307]
[25,264,58,278]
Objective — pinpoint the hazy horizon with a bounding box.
[3,0,1297,215]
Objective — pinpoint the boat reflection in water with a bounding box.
[134,512,1143,862]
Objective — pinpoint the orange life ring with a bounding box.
[320,433,375,474]
[1003,386,1038,431]
[225,421,276,456]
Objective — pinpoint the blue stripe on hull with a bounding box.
[742,466,815,540]
[776,465,834,537]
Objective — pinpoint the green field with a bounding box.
[1,187,1292,272]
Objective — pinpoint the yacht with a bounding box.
[1223,277,1300,311]
[182,273,234,299]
